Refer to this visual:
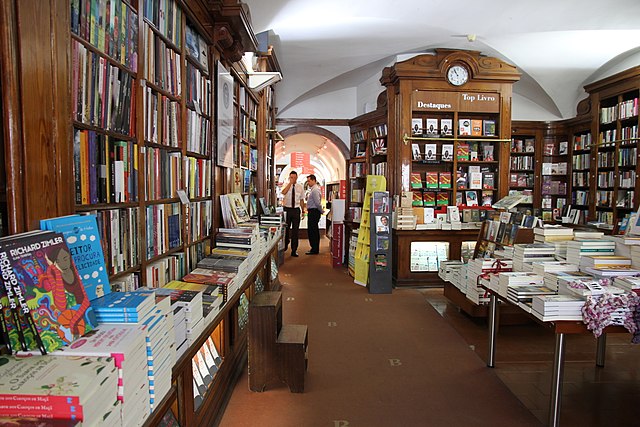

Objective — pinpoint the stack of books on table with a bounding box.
[0,355,119,426]
[507,283,556,308]
[451,263,468,294]
[173,306,188,358]
[493,246,514,259]
[138,295,176,413]
[496,272,544,298]
[531,261,578,291]
[154,288,204,347]
[91,291,156,325]
[513,243,556,271]
[183,267,236,303]
[630,245,640,269]
[579,255,639,278]
[573,230,605,240]
[53,325,150,426]
[165,280,225,321]
[438,260,464,282]
[613,276,640,295]
[466,258,513,304]
[531,294,585,321]
[534,225,574,259]
[565,240,615,266]
[216,227,256,249]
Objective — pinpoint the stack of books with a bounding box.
[506,283,555,307]
[465,258,512,304]
[565,240,615,266]
[215,227,256,250]
[531,261,578,291]
[0,355,119,425]
[496,272,544,298]
[512,243,556,271]
[53,325,150,426]
[182,267,236,302]
[173,306,188,358]
[92,291,156,325]
[579,255,638,278]
[613,276,640,294]
[154,288,204,347]
[632,246,640,269]
[451,263,468,294]
[531,294,585,321]
[533,225,574,259]
[558,276,624,297]
[438,260,465,282]
[139,295,176,413]
[573,230,605,240]
[165,280,225,321]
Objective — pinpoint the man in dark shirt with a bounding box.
[305,174,322,255]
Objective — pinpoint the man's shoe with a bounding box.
[305,251,319,255]
[291,252,298,257]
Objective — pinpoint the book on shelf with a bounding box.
[471,119,483,136]
[426,118,438,136]
[411,118,422,135]
[437,192,449,206]
[469,172,483,189]
[457,143,470,160]
[410,172,423,189]
[459,119,471,136]
[411,144,422,160]
[483,120,496,136]
[424,143,437,160]
[482,143,494,161]
[559,141,569,155]
[524,138,535,152]
[439,172,452,189]
[441,144,453,161]
[425,172,439,189]
[440,119,453,136]
[483,172,495,189]
[423,192,436,207]
[465,190,478,206]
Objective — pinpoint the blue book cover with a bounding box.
[91,291,154,313]
[40,214,111,301]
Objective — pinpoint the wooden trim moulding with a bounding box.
[277,118,350,127]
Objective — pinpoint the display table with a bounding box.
[482,285,629,427]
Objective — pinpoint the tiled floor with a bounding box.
[420,288,640,426]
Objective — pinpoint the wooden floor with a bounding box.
[217,237,639,426]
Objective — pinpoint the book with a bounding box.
[410,172,423,189]
[424,144,437,160]
[457,143,470,161]
[423,192,436,207]
[39,214,110,301]
[439,172,452,189]
[458,119,471,136]
[482,143,494,161]
[436,192,449,206]
[483,120,496,136]
[469,172,483,189]
[440,119,453,136]
[425,118,438,136]
[471,119,483,136]
[3,232,97,353]
[425,172,438,189]
[411,118,422,135]
[465,190,478,206]
[441,144,453,161]
[411,144,421,160]
[483,172,495,189]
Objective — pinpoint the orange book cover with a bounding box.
[471,119,483,136]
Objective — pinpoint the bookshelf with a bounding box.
[585,68,640,229]
[540,125,569,222]
[380,50,521,287]
[509,126,538,215]
[568,124,592,225]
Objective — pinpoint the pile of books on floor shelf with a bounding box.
[0,212,281,425]
[439,222,640,328]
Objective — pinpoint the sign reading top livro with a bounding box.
[412,91,500,113]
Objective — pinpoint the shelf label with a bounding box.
[412,91,499,113]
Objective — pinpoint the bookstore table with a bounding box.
[482,285,629,427]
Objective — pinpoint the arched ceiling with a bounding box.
[275,133,346,183]
[243,0,640,119]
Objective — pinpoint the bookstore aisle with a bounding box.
[217,239,541,427]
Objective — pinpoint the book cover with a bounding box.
[226,193,250,224]
[424,144,437,160]
[524,138,535,152]
[471,119,483,136]
[5,232,97,353]
[425,118,438,136]
[436,192,449,206]
[440,119,453,136]
[40,215,110,301]
[483,120,496,136]
[458,119,471,136]
[441,144,453,161]
[465,190,478,206]
[411,118,422,135]
[456,143,470,161]
[411,144,421,160]
[92,291,155,314]
[481,191,493,207]
[412,191,423,207]
[456,170,468,189]
[483,172,495,189]
[482,143,494,161]
[439,172,452,189]
[469,172,483,189]
[425,172,438,189]
[410,172,423,189]
[423,191,436,207]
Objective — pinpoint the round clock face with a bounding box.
[447,65,469,86]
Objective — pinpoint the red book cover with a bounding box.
[412,191,423,207]
[425,172,439,189]
[423,191,436,206]
[410,172,423,189]
[439,172,452,189]
[436,192,449,206]
[457,143,470,161]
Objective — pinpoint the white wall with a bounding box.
[279,87,357,119]
[511,93,564,122]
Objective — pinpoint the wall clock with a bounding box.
[447,64,469,86]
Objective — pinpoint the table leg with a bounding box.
[596,333,606,367]
[487,293,498,368]
[549,332,566,427]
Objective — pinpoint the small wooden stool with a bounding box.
[277,324,308,393]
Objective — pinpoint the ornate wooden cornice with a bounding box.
[381,49,521,86]
[206,0,257,62]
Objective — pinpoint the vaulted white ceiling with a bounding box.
[243,0,640,120]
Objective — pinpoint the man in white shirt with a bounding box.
[305,174,322,255]
[281,170,305,257]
